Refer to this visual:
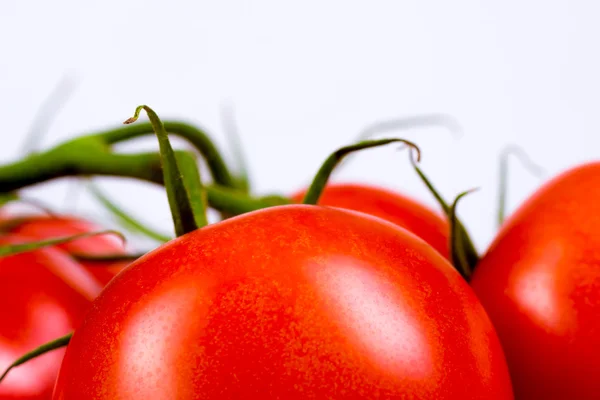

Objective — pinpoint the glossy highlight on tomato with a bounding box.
[470,162,600,399]
[53,205,512,399]
[0,215,129,285]
[0,235,102,400]
[290,183,450,258]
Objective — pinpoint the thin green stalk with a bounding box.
[0,122,289,218]
[72,252,146,263]
[497,145,545,228]
[357,113,463,141]
[0,333,72,384]
[333,113,463,175]
[0,143,164,192]
[124,105,207,236]
[220,102,251,192]
[0,193,19,208]
[408,150,480,270]
[0,230,125,257]
[97,121,241,190]
[21,74,79,156]
[448,189,478,280]
[87,181,172,243]
[303,138,421,205]
[206,185,291,214]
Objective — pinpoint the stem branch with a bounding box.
[97,121,240,190]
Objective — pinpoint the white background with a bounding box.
[1,1,598,252]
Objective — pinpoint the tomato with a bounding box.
[470,162,600,399]
[0,234,102,400]
[290,183,450,258]
[53,205,512,399]
[0,215,129,285]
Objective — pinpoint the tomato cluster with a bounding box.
[0,105,597,400]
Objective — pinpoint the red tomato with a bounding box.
[290,183,450,258]
[470,162,600,399]
[0,215,129,285]
[0,235,102,400]
[53,205,512,399]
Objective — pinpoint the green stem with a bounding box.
[0,134,287,217]
[332,113,463,175]
[0,333,72,384]
[21,74,78,156]
[176,151,208,227]
[0,230,125,257]
[72,252,145,263]
[207,185,291,214]
[448,189,478,280]
[303,138,421,205]
[124,105,206,236]
[96,121,241,190]
[408,151,480,270]
[220,102,251,193]
[87,181,172,243]
[497,145,545,229]
[0,193,19,208]
[357,113,463,141]
[0,144,165,192]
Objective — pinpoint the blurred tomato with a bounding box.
[470,162,600,399]
[0,235,102,400]
[0,215,129,285]
[290,183,450,258]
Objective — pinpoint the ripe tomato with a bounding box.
[53,205,512,399]
[0,215,129,285]
[290,183,450,258]
[470,162,600,399]
[0,235,102,400]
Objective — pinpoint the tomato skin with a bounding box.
[470,162,600,399]
[290,183,450,258]
[0,235,102,400]
[0,215,128,285]
[53,205,512,399]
